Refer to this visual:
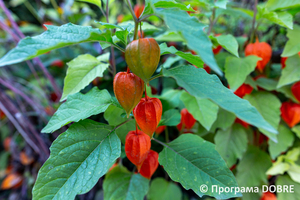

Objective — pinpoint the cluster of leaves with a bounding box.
[1,0,300,200]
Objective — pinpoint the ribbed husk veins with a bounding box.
[125,38,160,83]
[125,130,151,171]
[139,150,159,179]
[113,72,144,117]
[133,97,162,137]
[245,40,272,73]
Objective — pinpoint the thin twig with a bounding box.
[0,101,40,155]
[207,7,216,35]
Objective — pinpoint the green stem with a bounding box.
[250,0,258,43]
[24,1,42,24]
[126,0,138,41]
[138,14,154,22]
[207,7,216,35]
[165,126,169,143]
[149,74,163,81]
[152,138,169,148]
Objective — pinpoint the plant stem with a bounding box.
[149,74,163,81]
[152,138,169,148]
[138,14,154,22]
[165,126,169,143]
[207,7,216,35]
[250,0,258,43]
[126,0,139,40]
[24,1,42,24]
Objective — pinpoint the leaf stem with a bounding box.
[138,14,154,22]
[112,118,134,132]
[149,74,163,81]
[152,138,169,148]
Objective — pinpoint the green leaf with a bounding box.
[97,21,124,30]
[0,23,114,67]
[103,165,149,200]
[159,43,204,68]
[292,125,300,138]
[143,0,194,16]
[215,34,239,57]
[282,25,300,57]
[158,134,241,199]
[76,0,101,9]
[42,88,112,133]
[268,124,294,159]
[236,146,272,187]
[257,7,293,29]
[266,0,300,11]
[61,54,109,101]
[266,156,290,175]
[163,65,278,134]
[215,124,248,168]
[155,31,184,42]
[277,54,300,88]
[244,91,281,142]
[210,108,236,132]
[256,77,277,91]
[147,178,182,200]
[287,164,300,183]
[157,9,222,75]
[159,109,181,126]
[32,120,121,200]
[225,56,261,91]
[104,105,135,144]
[276,175,300,200]
[180,91,218,130]
[159,56,182,70]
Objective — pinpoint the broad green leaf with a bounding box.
[33,120,121,200]
[277,55,300,88]
[159,109,181,126]
[0,23,114,67]
[42,88,112,133]
[158,134,241,199]
[143,0,194,16]
[292,125,300,138]
[160,89,184,108]
[104,105,135,144]
[61,54,109,101]
[287,164,300,183]
[266,0,300,11]
[282,25,300,57]
[77,0,101,9]
[244,91,281,142]
[157,9,222,75]
[97,22,124,30]
[155,31,184,42]
[210,108,236,132]
[215,124,248,168]
[236,146,272,187]
[267,156,290,175]
[163,65,277,134]
[103,165,149,200]
[257,7,293,29]
[225,56,261,91]
[256,77,277,91]
[159,56,182,70]
[160,43,204,68]
[147,178,182,200]
[180,91,218,130]
[268,124,294,159]
[216,34,239,57]
[276,175,300,200]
